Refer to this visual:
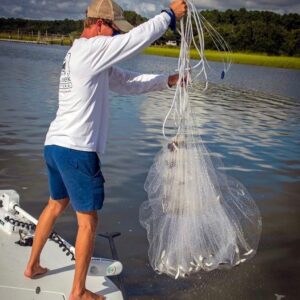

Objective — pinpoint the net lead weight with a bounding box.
[175,267,180,279]
[244,249,254,256]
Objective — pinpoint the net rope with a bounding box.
[139,0,262,279]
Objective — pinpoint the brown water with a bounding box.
[0,41,300,300]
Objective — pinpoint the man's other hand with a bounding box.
[168,73,187,87]
[169,0,187,20]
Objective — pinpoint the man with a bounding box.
[24,0,187,299]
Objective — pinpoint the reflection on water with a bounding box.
[0,41,299,300]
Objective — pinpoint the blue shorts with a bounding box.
[44,145,105,212]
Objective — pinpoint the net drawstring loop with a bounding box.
[162,0,231,140]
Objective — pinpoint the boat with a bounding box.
[0,190,125,300]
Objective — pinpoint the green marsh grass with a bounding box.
[1,34,299,69]
[0,33,72,46]
[144,46,300,70]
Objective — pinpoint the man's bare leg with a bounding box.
[69,211,105,300]
[24,197,69,278]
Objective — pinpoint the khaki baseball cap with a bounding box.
[87,0,134,33]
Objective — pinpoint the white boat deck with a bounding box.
[0,229,123,300]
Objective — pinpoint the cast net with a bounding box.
[139,0,262,279]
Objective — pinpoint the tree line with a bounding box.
[0,8,299,56]
[202,9,300,56]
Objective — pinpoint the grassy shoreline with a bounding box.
[0,34,73,46]
[144,46,300,70]
[1,36,299,70]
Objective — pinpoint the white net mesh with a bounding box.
[139,1,262,279]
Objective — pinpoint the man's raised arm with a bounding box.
[89,0,187,73]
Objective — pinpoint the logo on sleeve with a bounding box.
[59,53,72,92]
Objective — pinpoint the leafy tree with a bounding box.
[123,11,147,26]
[0,9,299,56]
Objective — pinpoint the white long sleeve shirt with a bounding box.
[45,12,171,154]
